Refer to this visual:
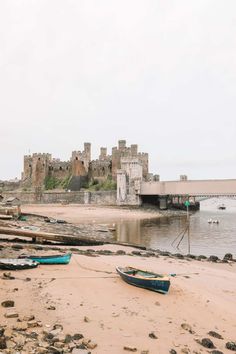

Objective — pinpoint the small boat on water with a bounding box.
[0,258,38,270]
[218,204,226,210]
[208,219,219,224]
[116,266,170,294]
[19,252,72,265]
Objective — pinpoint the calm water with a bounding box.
[114,198,236,258]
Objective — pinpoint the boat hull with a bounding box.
[0,258,38,270]
[116,266,170,294]
[19,253,72,265]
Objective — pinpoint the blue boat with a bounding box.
[19,252,72,265]
[116,266,170,294]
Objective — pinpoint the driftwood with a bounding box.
[0,226,104,246]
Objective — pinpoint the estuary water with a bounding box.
[114,198,236,258]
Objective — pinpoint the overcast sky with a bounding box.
[0,1,236,181]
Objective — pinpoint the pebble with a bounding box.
[208,331,223,339]
[148,332,158,339]
[200,338,215,348]
[124,346,137,352]
[1,300,14,308]
[4,310,19,318]
[181,323,194,334]
[226,341,236,350]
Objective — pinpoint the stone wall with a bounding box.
[2,190,117,205]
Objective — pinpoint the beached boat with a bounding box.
[0,258,38,270]
[19,252,72,265]
[116,266,170,294]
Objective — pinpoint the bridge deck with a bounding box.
[140,179,236,197]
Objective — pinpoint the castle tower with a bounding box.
[99,147,107,160]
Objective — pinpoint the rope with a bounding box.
[72,254,117,274]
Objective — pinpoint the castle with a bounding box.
[22,140,150,193]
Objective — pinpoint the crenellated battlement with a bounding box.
[21,140,150,190]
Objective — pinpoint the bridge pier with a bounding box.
[159,196,168,210]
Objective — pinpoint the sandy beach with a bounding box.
[21,204,163,224]
[0,205,236,353]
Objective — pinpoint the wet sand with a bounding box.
[21,204,163,224]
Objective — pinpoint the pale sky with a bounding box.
[0,1,236,181]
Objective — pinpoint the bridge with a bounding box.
[140,179,236,209]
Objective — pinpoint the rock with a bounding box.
[226,341,236,350]
[211,351,224,354]
[22,315,35,321]
[4,310,19,318]
[72,349,90,354]
[200,338,215,348]
[47,306,56,310]
[116,250,126,255]
[53,342,65,349]
[83,316,90,323]
[25,277,31,282]
[12,333,25,346]
[73,333,84,340]
[0,327,5,337]
[223,253,233,261]
[169,350,177,354]
[181,323,194,334]
[181,348,190,354]
[12,323,28,331]
[47,346,63,354]
[141,351,149,354]
[0,337,7,350]
[208,255,219,262]
[160,251,171,256]
[53,324,63,331]
[64,334,72,343]
[197,255,207,260]
[174,253,184,259]
[181,349,190,353]
[208,331,223,339]
[86,341,97,349]
[1,300,14,308]
[49,328,62,337]
[124,346,137,352]
[149,332,158,339]
[131,251,142,256]
[3,272,15,280]
[26,332,38,339]
[186,254,197,259]
[27,320,41,328]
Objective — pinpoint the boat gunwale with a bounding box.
[116,266,170,282]
[19,252,72,260]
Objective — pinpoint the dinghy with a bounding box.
[116,266,170,294]
[19,252,72,265]
[0,258,38,270]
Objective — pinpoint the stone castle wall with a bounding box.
[2,190,116,205]
[21,140,149,191]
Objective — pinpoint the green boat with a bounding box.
[19,252,72,265]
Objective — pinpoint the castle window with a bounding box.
[38,157,41,161]
[75,157,78,160]
[59,166,62,170]
[29,164,31,168]
[82,161,84,165]
[66,166,69,170]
